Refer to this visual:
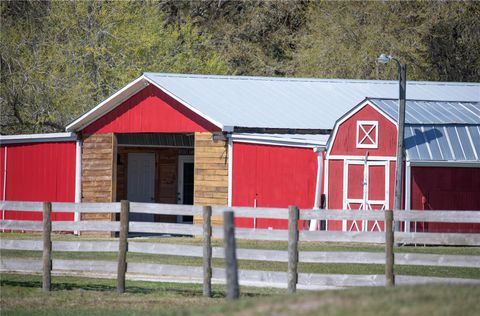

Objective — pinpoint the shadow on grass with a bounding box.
[1,278,269,299]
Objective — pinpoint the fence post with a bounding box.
[288,205,299,293]
[117,200,129,293]
[42,201,52,292]
[385,209,395,286]
[223,210,239,300]
[203,206,212,297]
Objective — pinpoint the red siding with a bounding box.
[0,146,5,201]
[83,85,220,134]
[326,160,344,230]
[0,142,76,221]
[327,102,400,231]
[232,143,317,229]
[411,166,480,233]
[330,104,397,157]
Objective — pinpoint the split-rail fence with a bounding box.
[1,200,479,299]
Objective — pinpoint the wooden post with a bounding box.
[385,209,395,286]
[117,200,129,293]
[288,205,299,293]
[203,206,212,297]
[42,201,52,292]
[223,210,239,300]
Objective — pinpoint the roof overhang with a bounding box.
[408,160,480,168]
[0,132,77,145]
[65,74,224,132]
[325,98,396,157]
[231,133,328,149]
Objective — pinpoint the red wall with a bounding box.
[326,160,344,230]
[330,104,397,157]
[83,85,220,134]
[0,142,76,221]
[232,143,318,229]
[411,166,480,233]
[327,103,398,231]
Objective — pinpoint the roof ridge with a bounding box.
[143,72,480,86]
[368,97,480,104]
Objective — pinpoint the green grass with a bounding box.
[1,249,479,279]
[1,233,479,279]
[1,273,479,316]
[3,232,480,255]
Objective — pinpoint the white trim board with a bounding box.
[0,133,77,144]
[326,99,397,157]
[177,155,194,205]
[409,161,480,168]
[231,133,328,148]
[65,75,224,132]
[327,155,396,161]
[66,76,149,132]
[356,120,379,149]
[227,137,233,207]
[231,138,326,149]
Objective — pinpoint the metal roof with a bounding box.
[66,73,480,132]
[0,133,77,145]
[404,125,480,162]
[144,73,480,130]
[368,98,480,162]
[370,98,480,125]
[231,133,329,148]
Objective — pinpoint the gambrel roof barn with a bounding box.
[326,98,480,233]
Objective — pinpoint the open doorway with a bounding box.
[115,133,194,223]
[177,155,194,223]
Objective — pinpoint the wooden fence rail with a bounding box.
[2,239,479,268]
[1,200,480,297]
[2,200,480,223]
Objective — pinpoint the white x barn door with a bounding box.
[343,159,389,232]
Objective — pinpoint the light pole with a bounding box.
[378,54,406,231]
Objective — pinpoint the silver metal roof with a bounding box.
[404,125,479,161]
[144,72,480,130]
[0,133,77,144]
[371,98,480,124]
[369,98,480,162]
[231,133,329,148]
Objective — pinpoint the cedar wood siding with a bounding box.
[81,133,117,223]
[193,132,228,226]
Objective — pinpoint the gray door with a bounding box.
[127,153,155,222]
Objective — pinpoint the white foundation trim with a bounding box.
[227,136,233,207]
[74,140,82,234]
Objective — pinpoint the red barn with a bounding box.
[1,73,479,230]
[0,133,79,221]
[325,98,480,232]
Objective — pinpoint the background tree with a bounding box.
[1,0,478,135]
[0,0,227,134]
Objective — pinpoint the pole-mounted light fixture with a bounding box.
[378,54,407,232]
[377,54,392,64]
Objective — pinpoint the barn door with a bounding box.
[343,159,389,232]
[127,152,156,222]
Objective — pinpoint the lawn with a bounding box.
[1,232,479,315]
[1,233,479,279]
[1,273,479,316]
